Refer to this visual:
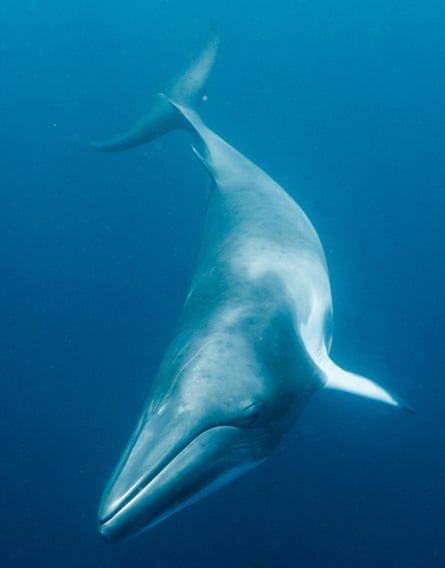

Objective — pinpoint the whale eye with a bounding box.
[239,401,264,427]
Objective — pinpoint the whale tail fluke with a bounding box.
[90,21,220,152]
[322,357,414,413]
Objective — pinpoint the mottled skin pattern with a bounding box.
[92,25,406,542]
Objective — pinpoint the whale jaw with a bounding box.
[98,420,267,542]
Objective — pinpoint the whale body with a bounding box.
[91,23,410,542]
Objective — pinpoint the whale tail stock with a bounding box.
[89,21,220,152]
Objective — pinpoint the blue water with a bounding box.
[1,1,444,566]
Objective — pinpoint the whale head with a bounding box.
[98,308,319,542]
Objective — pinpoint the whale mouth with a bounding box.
[98,427,209,525]
[98,424,243,539]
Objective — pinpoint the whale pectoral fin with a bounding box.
[322,357,414,413]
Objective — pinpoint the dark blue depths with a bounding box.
[0,1,443,567]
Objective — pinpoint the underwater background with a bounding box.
[1,1,444,566]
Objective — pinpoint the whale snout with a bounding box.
[97,420,266,540]
[98,520,119,543]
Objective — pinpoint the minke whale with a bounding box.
[91,23,411,542]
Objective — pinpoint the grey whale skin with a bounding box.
[92,24,410,542]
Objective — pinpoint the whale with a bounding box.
[91,23,411,542]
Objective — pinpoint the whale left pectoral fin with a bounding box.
[322,357,415,414]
